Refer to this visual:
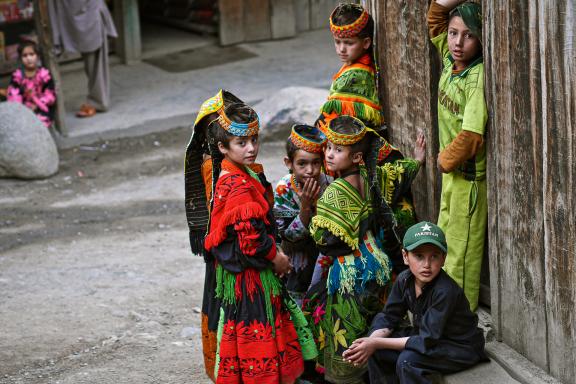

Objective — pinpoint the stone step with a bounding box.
[442,361,520,384]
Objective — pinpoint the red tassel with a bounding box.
[234,269,262,302]
[235,273,243,301]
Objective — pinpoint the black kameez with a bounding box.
[368,269,488,384]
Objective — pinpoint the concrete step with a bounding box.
[442,360,520,384]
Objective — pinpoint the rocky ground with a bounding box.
[0,127,287,384]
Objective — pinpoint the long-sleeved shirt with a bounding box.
[7,67,56,127]
[371,268,487,360]
[428,1,487,178]
[48,0,117,54]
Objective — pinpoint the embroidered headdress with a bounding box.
[194,89,225,126]
[214,107,260,137]
[185,89,244,256]
[289,124,326,153]
[329,3,370,38]
[321,115,369,146]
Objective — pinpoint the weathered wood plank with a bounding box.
[114,0,142,64]
[219,0,244,45]
[270,0,296,39]
[484,0,548,371]
[374,1,440,222]
[34,0,67,136]
[309,0,330,30]
[294,0,311,32]
[540,1,576,382]
[483,0,501,338]
[243,0,272,41]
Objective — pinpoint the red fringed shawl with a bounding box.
[204,160,276,262]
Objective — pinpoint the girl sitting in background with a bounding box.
[7,41,56,127]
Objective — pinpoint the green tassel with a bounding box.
[215,264,236,305]
[320,99,342,115]
[285,297,319,360]
[214,307,225,379]
[215,263,223,299]
[260,269,282,335]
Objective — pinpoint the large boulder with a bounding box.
[0,102,59,179]
[256,86,329,141]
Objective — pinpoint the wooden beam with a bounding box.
[271,0,296,39]
[294,0,311,32]
[114,0,142,64]
[484,0,548,371]
[374,1,440,222]
[219,0,244,45]
[243,0,271,41]
[539,1,576,381]
[310,0,330,29]
[34,0,67,136]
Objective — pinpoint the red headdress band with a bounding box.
[329,7,370,38]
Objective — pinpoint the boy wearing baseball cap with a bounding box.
[342,221,487,383]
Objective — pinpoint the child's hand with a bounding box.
[370,328,392,338]
[413,131,426,164]
[272,249,292,277]
[297,178,321,210]
[342,337,377,366]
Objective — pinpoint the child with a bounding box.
[7,41,56,127]
[319,3,420,270]
[303,115,425,383]
[273,124,331,306]
[428,0,488,311]
[319,3,383,129]
[185,89,264,381]
[202,102,317,383]
[343,221,488,384]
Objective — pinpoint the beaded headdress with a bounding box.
[194,89,225,126]
[289,124,326,153]
[194,89,260,137]
[186,89,245,257]
[323,115,370,146]
[215,107,260,137]
[329,4,370,38]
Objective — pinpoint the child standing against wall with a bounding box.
[202,102,317,383]
[319,3,383,129]
[304,115,425,383]
[428,0,488,311]
[319,3,419,274]
[274,124,331,306]
[7,42,56,127]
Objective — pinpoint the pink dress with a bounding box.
[7,67,56,127]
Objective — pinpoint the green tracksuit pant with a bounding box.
[437,172,487,311]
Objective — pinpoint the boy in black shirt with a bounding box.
[342,221,487,384]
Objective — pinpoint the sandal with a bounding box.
[76,103,97,118]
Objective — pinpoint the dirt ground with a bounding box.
[0,127,287,384]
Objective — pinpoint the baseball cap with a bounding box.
[403,221,448,253]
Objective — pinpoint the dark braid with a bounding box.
[365,134,400,241]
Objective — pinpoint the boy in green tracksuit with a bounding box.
[428,0,488,311]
